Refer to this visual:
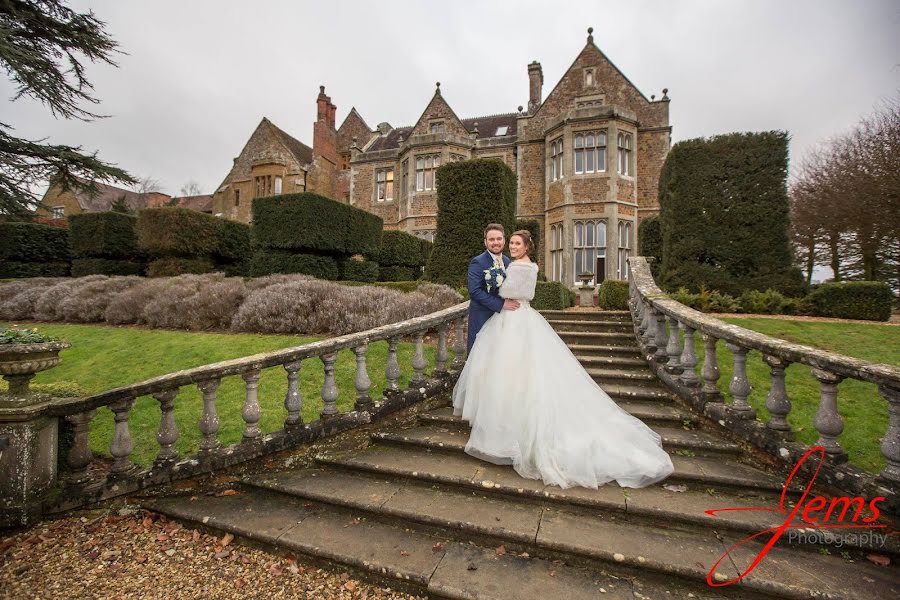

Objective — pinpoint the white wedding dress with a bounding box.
[452,261,675,489]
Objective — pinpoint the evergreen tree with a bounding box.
[0,0,134,216]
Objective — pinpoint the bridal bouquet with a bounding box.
[484,264,506,293]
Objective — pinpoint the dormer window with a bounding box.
[495,126,509,136]
[430,121,445,134]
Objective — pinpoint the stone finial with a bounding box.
[518,105,524,113]
[435,81,441,95]
[587,26,594,44]
[662,88,669,100]
[651,94,656,101]
[398,133,404,144]
[473,121,479,134]
[319,85,325,94]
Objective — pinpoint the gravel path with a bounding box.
[0,507,426,600]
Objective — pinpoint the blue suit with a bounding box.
[467,251,511,354]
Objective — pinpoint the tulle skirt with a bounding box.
[452,302,675,489]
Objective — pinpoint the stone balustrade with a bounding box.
[0,302,469,526]
[628,256,900,511]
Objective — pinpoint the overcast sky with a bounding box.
[3,0,899,196]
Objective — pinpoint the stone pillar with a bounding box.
[0,395,59,526]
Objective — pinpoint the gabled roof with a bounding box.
[170,194,214,213]
[52,176,170,212]
[362,112,518,152]
[263,118,313,165]
[408,85,469,138]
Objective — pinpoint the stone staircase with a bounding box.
[147,310,899,599]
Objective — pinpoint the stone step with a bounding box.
[585,367,662,387]
[557,331,637,346]
[566,343,643,358]
[145,488,656,600]
[374,423,742,458]
[424,403,696,431]
[246,467,899,576]
[540,310,632,322]
[599,384,673,401]
[573,354,648,370]
[545,319,634,333]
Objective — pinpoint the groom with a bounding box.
[466,223,520,354]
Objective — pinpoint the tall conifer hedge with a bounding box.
[0,222,70,277]
[425,159,516,287]
[69,212,144,276]
[658,131,804,296]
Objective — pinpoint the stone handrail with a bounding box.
[628,256,899,511]
[0,302,470,526]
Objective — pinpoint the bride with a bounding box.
[452,229,675,489]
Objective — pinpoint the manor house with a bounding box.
[211,29,671,286]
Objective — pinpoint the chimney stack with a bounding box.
[528,61,543,113]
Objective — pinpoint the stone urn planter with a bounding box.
[577,271,596,307]
[0,341,70,398]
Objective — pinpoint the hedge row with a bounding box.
[252,192,382,256]
[340,258,379,283]
[426,159,516,287]
[0,222,71,263]
[72,258,143,277]
[669,281,893,321]
[248,249,339,280]
[597,280,629,310]
[69,212,141,259]
[533,281,576,310]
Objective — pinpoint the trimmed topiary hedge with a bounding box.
[0,261,70,278]
[137,207,223,258]
[146,257,216,278]
[378,265,420,281]
[532,281,575,310]
[638,216,662,276]
[426,159,516,287]
[252,192,383,256]
[248,249,339,280]
[217,219,251,262]
[658,131,804,297]
[72,258,143,277]
[339,257,379,283]
[597,280,629,310]
[803,281,893,321]
[69,212,141,259]
[0,222,71,263]
[379,231,423,268]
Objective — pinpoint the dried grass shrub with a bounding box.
[182,277,248,330]
[57,276,144,323]
[32,275,108,321]
[231,281,316,334]
[104,277,171,325]
[140,273,226,329]
[0,279,66,321]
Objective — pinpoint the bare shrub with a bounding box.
[57,276,144,323]
[414,282,463,311]
[0,279,67,321]
[33,275,109,321]
[0,278,62,306]
[141,273,226,329]
[104,278,171,325]
[182,277,247,330]
[245,273,312,291]
[231,281,315,334]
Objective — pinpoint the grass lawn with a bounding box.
[691,317,900,474]
[1,323,452,466]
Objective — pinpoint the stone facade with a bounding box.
[37,178,171,219]
[211,29,671,285]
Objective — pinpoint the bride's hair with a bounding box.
[511,230,534,255]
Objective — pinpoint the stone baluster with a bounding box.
[679,323,699,386]
[411,332,427,385]
[65,410,96,486]
[665,315,683,374]
[385,337,401,392]
[434,325,449,375]
[653,309,669,364]
[725,342,755,418]
[877,383,900,483]
[153,389,179,467]
[284,360,303,428]
[353,344,373,412]
[241,369,262,442]
[197,378,221,452]
[320,353,339,419]
[763,355,793,437]
[812,368,847,463]
[453,318,466,368]
[700,333,723,403]
[109,398,136,475]
[641,303,657,352]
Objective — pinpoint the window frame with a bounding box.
[549,137,563,181]
[50,206,65,219]
[415,154,440,191]
[617,221,633,279]
[376,167,394,202]
[573,220,607,285]
[617,132,633,177]
[574,131,607,175]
